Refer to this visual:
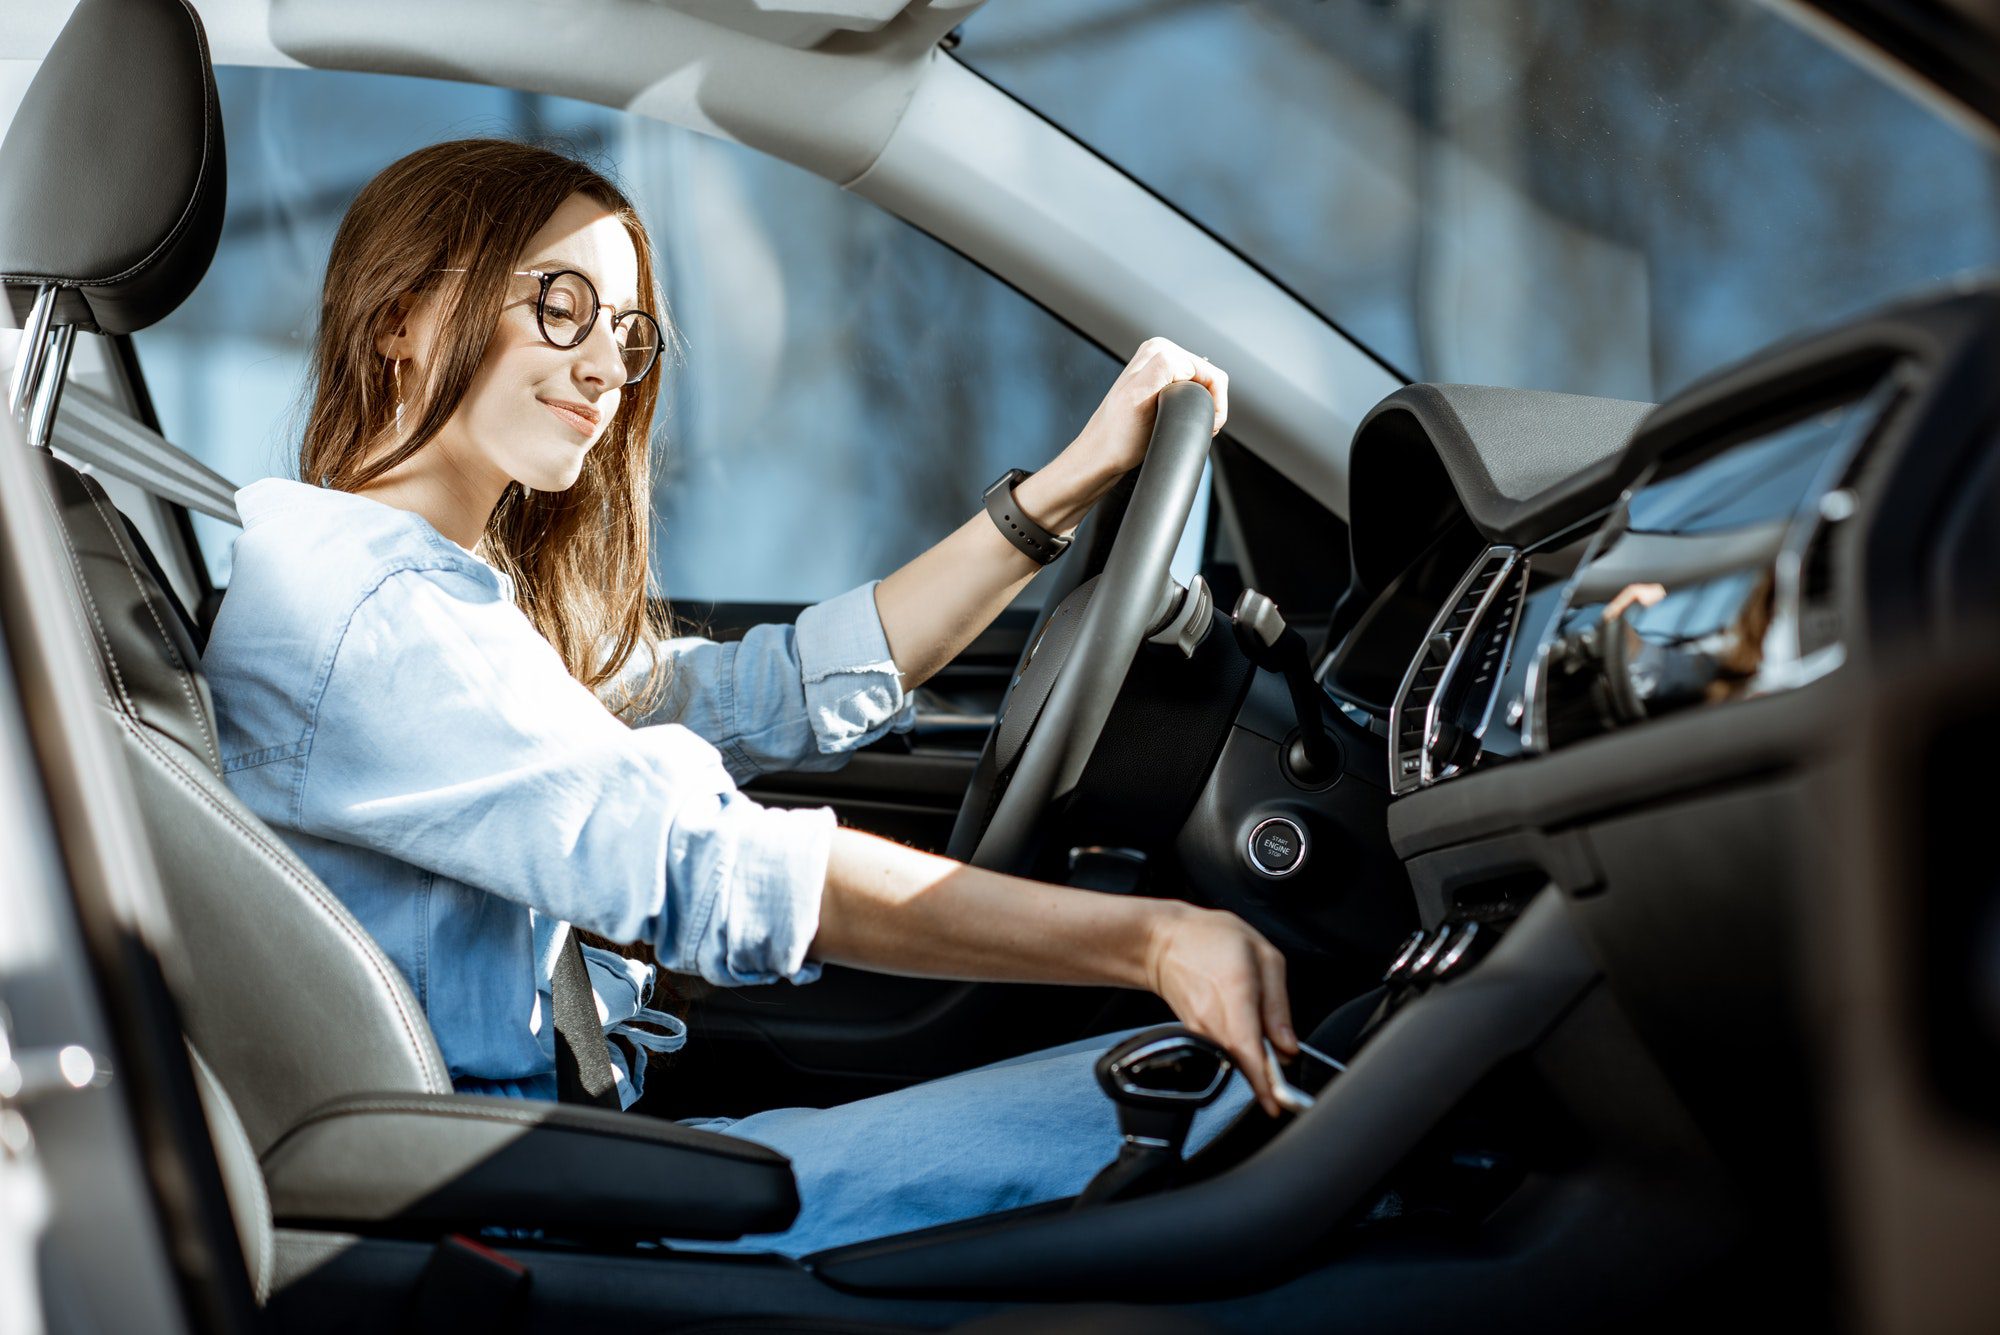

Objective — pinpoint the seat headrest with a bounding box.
[0,0,224,335]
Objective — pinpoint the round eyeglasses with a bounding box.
[438,266,663,383]
[517,268,663,384]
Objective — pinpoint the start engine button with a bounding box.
[1246,817,1307,878]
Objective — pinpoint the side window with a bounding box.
[132,67,1123,604]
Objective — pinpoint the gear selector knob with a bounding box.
[1099,1026,1232,1113]
[1076,1025,1233,1208]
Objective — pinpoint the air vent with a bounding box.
[1772,377,1901,678]
[1388,547,1522,794]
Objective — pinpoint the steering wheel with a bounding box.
[950,381,1215,875]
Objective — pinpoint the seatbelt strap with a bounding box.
[51,381,240,523]
[552,927,622,1109]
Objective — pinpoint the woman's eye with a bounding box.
[544,304,577,323]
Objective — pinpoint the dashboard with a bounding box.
[1323,286,2000,801]
[1380,380,1892,795]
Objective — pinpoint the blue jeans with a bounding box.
[673,1026,1255,1257]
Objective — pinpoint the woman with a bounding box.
[203,138,1296,1255]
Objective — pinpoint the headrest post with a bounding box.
[7,284,58,416]
[26,323,76,450]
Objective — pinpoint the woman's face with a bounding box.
[397,192,642,496]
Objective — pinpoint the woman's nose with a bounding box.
[574,309,629,391]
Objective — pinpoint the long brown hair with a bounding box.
[300,138,672,719]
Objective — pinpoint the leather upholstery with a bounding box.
[188,1045,274,1304]
[8,0,808,1274]
[34,453,454,1152]
[0,0,225,334]
[261,1093,801,1241]
[38,455,219,771]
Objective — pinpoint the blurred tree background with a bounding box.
[962,0,2000,399]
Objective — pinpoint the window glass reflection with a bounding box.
[959,0,2000,401]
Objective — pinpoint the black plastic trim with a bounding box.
[809,891,1596,1300]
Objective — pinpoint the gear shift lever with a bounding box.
[1075,1025,1233,1208]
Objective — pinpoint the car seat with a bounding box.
[0,2,1222,1330]
[3,0,799,1291]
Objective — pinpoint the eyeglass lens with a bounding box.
[536,271,661,382]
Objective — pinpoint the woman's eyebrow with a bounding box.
[525,257,639,311]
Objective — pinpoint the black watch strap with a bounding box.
[983,468,1072,566]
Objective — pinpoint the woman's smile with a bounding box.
[539,396,600,437]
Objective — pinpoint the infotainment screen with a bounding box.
[1524,380,1895,751]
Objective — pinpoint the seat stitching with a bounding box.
[79,477,221,772]
[122,722,453,1095]
[127,724,450,1092]
[32,495,119,706]
[34,465,138,718]
[37,467,447,1102]
[269,1098,782,1163]
[78,476,215,760]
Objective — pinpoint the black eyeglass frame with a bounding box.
[521,268,663,384]
[438,266,664,383]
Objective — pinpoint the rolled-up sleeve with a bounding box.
[668,795,834,985]
[793,581,916,754]
[614,580,916,783]
[300,567,832,987]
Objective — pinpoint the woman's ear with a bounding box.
[373,294,417,360]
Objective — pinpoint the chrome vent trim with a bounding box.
[1387,546,1522,795]
[1424,555,1528,786]
[1763,376,1902,690]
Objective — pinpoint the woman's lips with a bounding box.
[539,398,599,437]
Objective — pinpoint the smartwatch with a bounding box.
[983,468,1073,566]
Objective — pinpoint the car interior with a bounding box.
[3,0,1999,1332]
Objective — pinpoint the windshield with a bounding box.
[957,0,2000,401]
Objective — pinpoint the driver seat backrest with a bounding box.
[3,0,452,1159]
[34,453,454,1152]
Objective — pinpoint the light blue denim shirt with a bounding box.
[202,478,915,1106]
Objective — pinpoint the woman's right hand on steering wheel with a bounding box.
[1143,903,1299,1117]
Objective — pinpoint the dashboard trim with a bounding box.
[1385,675,1843,860]
[1387,545,1521,795]
[1422,549,1525,787]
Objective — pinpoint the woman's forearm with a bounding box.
[871,337,1228,694]
[810,826,1178,988]
[872,446,1120,692]
[808,826,1297,1116]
